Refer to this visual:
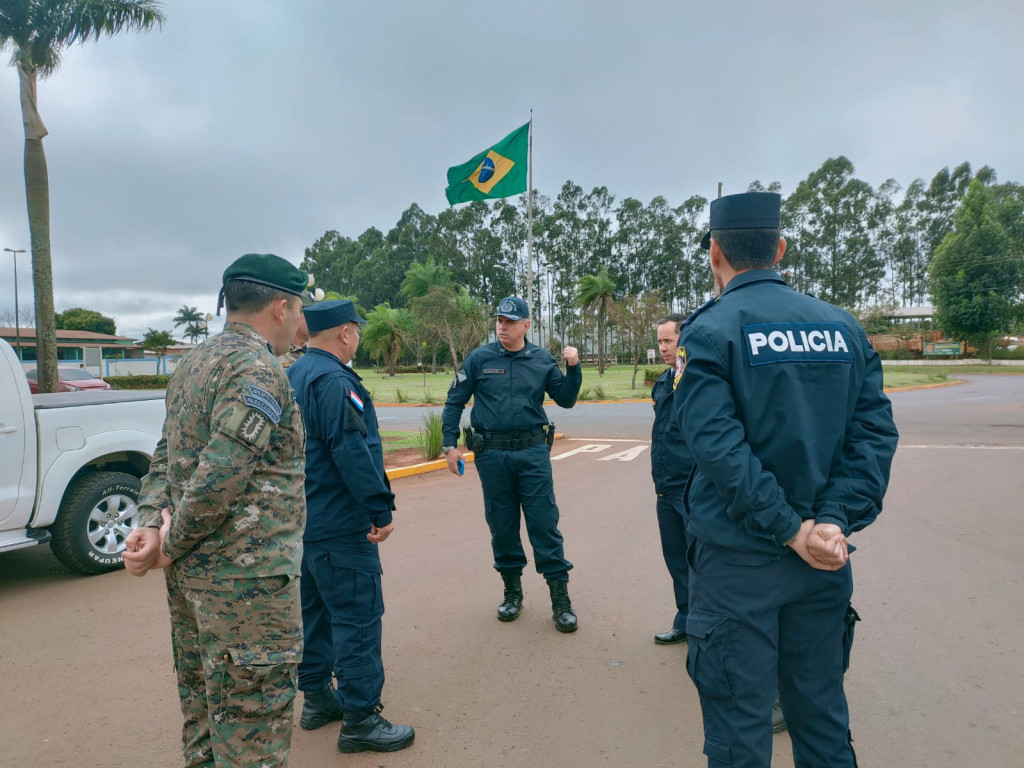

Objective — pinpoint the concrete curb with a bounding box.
[385,435,565,480]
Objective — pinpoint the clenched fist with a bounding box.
[562,346,579,366]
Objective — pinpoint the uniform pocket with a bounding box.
[685,610,735,700]
[218,643,300,721]
[842,604,860,673]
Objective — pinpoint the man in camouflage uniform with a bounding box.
[124,253,309,768]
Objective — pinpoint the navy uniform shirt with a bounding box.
[442,340,582,446]
[287,348,394,572]
[674,270,899,555]
[651,366,696,495]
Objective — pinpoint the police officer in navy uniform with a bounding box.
[442,297,583,632]
[650,313,694,645]
[675,192,898,768]
[287,300,415,754]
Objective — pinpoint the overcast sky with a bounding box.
[1,0,1021,339]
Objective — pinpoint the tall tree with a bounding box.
[410,286,489,371]
[361,303,412,376]
[141,327,174,370]
[173,304,203,343]
[930,180,1024,356]
[56,306,116,335]
[612,291,669,388]
[575,266,617,375]
[1,0,165,392]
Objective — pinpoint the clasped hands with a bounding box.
[787,519,848,571]
[122,508,173,577]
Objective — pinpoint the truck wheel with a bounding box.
[51,471,142,575]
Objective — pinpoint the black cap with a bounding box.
[303,299,366,332]
[493,296,529,320]
[699,192,782,249]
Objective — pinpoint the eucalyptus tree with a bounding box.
[1,0,165,392]
[612,290,668,388]
[575,266,617,375]
[361,303,412,376]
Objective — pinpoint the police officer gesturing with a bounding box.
[442,297,583,633]
[675,193,898,767]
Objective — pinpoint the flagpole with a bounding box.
[527,110,534,344]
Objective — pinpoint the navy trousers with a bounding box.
[297,541,385,717]
[656,491,689,632]
[686,539,856,768]
[474,443,572,581]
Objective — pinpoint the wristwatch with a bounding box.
[442,446,456,454]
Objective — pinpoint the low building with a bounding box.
[0,327,143,373]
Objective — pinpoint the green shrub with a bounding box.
[592,385,607,400]
[106,375,169,390]
[378,365,449,375]
[395,387,409,403]
[422,390,438,404]
[577,387,592,401]
[417,410,444,460]
[643,368,661,386]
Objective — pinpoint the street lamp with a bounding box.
[3,248,27,359]
[202,312,213,340]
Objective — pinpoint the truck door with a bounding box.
[0,347,31,527]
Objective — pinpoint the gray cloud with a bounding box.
[1,0,1021,338]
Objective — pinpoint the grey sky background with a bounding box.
[1,0,1021,339]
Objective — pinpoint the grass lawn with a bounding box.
[356,363,1004,405]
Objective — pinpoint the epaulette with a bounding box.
[682,296,717,328]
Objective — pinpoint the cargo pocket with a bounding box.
[685,610,735,701]
[842,604,860,673]
[218,644,300,723]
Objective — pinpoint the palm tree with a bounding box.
[575,266,617,375]
[173,304,203,344]
[1,1,165,392]
[361,303,413,377]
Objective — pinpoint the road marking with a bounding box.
[900,444,1024,450]
[552,444,612,461]
[567,437,650,443]
[597,445,650,462]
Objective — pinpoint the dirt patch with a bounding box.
[384,447,432,468]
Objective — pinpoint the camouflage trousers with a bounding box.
[165,568,303,768]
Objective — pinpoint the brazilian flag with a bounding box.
[445,123,529,205]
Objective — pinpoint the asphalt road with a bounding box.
[0,375,1021,767]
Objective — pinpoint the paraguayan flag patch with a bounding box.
[348,390,364,412]
[744,322,853,366]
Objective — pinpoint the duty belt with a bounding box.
[477,428,547,451]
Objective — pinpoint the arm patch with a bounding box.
[224,406,273,449]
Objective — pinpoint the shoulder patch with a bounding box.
[348,389,364,412]
[672,346,687,390]
[223,407,273,449]
[450,369,468,391]
[243,385,282,424]
[744,322,853,366]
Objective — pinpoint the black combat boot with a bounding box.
[337,707,415,753]
[300,683,345,730]
[772,695,788,733]
[497,572,523,622]
[548,580,578,633]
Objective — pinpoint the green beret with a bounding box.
[217,253,310,313]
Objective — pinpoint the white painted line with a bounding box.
[597,445,650,462]
[899,444,1024,450]
[566,437,651,443]
[552,444,612,461]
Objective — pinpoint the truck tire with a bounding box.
[51,471,142,575]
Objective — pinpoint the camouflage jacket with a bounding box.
[276,344,306,369]
[139,322,306,579]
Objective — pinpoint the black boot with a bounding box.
[497,572,523,622]
[300,683,345,731]
[548,580,577,633]
[337,708,415,753]
[771,695,788,733]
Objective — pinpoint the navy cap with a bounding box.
[303,299,366,332]
[493,296,529,320]
[699,192,782,249]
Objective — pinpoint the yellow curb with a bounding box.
[385,435,566,480]
[884,379,965,393]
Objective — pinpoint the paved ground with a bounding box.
[1,376,1022,767]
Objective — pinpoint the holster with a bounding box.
[463,425,485,452]
[545,422,556,451]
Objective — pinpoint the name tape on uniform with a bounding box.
[744,322,852,366]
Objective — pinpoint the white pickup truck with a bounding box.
[0,339,166,574]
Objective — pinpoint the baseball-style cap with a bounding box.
[699,192,782,249]
[493,296,529,320]
[303,299,367,332]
